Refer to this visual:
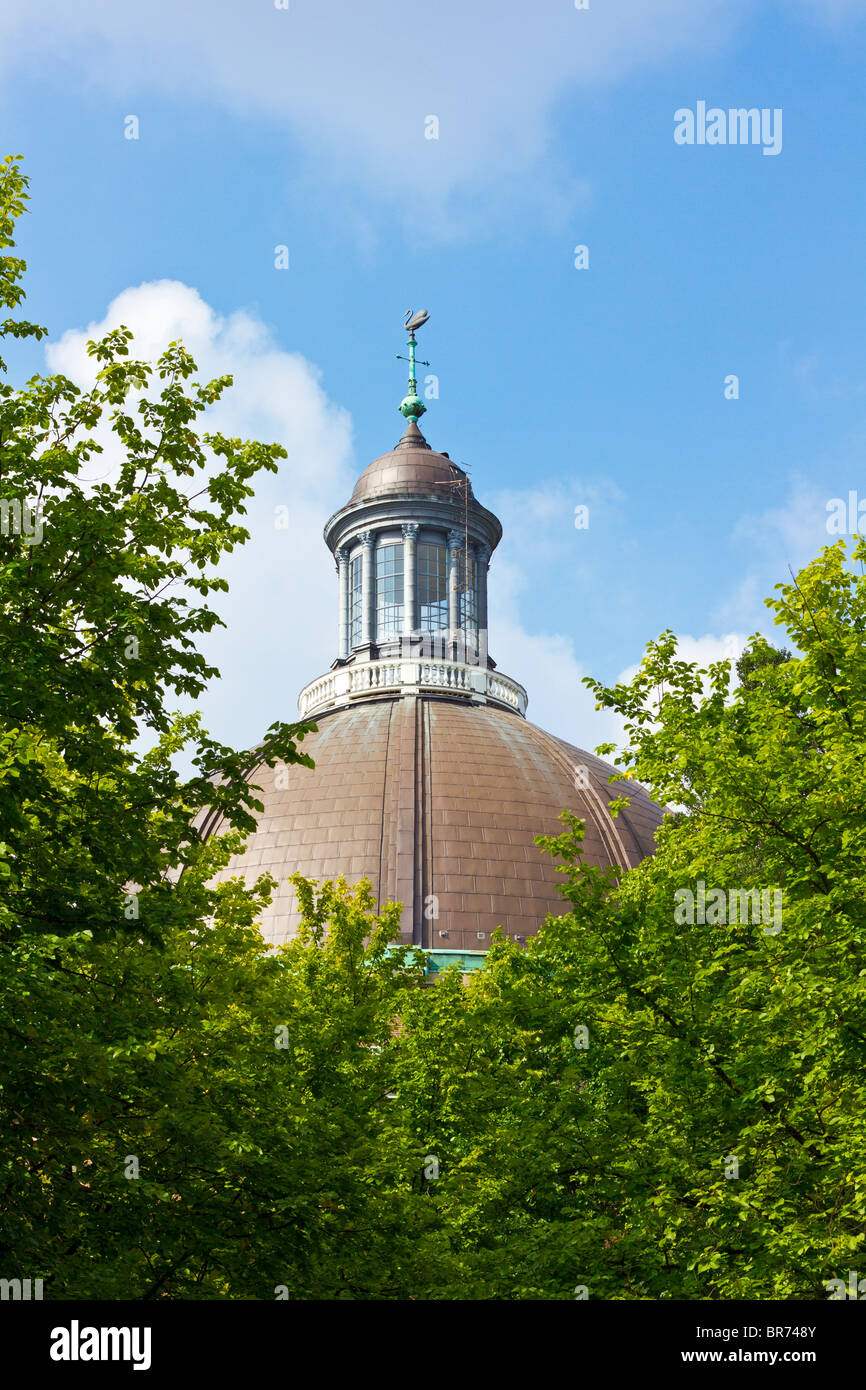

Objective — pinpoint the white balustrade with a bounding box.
[298,673,335,716]
[485,672,522,710]
[298,657,527,718]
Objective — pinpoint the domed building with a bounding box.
[203,320,662,970]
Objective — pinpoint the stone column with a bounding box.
[401,523,418,636]
[475,544,490,667]
[447,529,462,646]
[476,544,490,637]
[335,547,349,659]
[360,530,374,647]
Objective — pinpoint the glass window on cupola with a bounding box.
[349,553,363,647]
[460,549,477,635]
[376,541,404,639]
[418,542,447,632]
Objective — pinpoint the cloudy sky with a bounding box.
[3,0,866,753]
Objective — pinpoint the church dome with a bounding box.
[203,318,663,960]
[350,421,475,504]
[205,696,661,949]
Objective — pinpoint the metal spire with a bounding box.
[398,309,430,424]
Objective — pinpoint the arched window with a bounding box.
[418,542,447,631]
[376,542,404,639]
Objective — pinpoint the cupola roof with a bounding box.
[349,421,474,504]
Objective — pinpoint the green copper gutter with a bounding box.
[422,949,487,978]
[384,945,488,978]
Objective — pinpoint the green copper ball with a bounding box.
[399,393,426,422]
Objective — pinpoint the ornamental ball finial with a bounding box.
[398,309,430,422]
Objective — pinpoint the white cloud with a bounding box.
[46,280,351,500]
[484,475,631,749]
[1,0,748,232]
[46,280,355,751]
[483,476,753,751]
[492,609,750,762]
[732,474,829,561]
[616,632,750,689]
[716,474,834,631]
[488,470,838,757]
[482,481,749,759]
[492,603,620,754]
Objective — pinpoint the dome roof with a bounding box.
[206,693,662,949]
[350,420,474,503]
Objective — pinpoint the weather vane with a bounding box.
[397,308,430,424]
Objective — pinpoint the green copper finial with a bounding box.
[398,309,430,423]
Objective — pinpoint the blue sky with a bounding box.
[2,0,866,752]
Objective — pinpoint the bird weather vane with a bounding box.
[398,308,430,424]
[396,310,470,589]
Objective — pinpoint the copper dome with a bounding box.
[205,340,663,957]
[207,693,662,950]
[350,420,474,504]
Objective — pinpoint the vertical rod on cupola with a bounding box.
[398,309,430,425]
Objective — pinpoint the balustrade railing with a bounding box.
[298,658,527,718]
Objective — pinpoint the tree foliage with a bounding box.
[0,871,444,1299]
[0,155,314,943]
[2,156,864,1300]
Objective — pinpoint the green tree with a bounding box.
[566,544,866,1296]
[381,544,866,1298]
[736,636,792,689]
[0,155,313,943]
[0,871,457,1298]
